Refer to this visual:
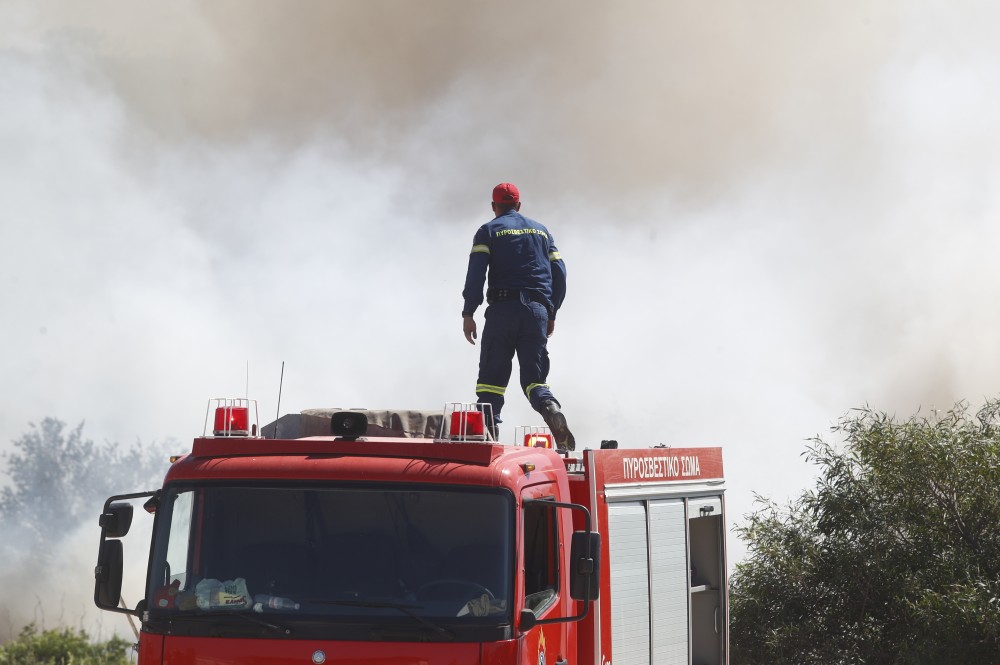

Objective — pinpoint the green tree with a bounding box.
[0,624,129,665]
[0,418,169,555]
[730,400,1000,665]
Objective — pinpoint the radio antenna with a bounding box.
[274,361,285,439]
[245,360,250,400]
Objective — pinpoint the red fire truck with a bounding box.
[95,400,728,665]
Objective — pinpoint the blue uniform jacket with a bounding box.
[462,210,567,318]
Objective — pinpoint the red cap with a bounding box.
[492,182,520,204]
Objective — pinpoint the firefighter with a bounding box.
[461,183,575,450]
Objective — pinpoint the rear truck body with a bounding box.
[95,404,728,665]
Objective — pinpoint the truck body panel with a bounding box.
[160,636,488,665]
[564,447,728,665]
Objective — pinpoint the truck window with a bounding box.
[146,483,514,635]
[523,496,559,614]
[163,490,193,589]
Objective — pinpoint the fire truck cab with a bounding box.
[95,402,728,665]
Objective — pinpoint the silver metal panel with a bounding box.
[649,499,689,664]
[609,502,651,665]
[605,480,725,501]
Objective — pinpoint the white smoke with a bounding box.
[3,0,1000,638]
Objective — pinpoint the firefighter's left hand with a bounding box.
[463,316,477,345]
[547,319,555,338]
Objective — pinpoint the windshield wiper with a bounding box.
[308,599,454,641]
[159,610,292,636]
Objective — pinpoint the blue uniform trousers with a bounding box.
[475,296,558,425]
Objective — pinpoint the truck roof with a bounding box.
[165,435,572,491]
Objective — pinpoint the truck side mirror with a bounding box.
[99,502,134,538]
[570,531,601,601]
[95,539,124,609]
[93,491,157,617]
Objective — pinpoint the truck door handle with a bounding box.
[555,660,568,665]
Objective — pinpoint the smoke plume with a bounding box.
[3,0,1000,638]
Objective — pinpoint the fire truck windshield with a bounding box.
[146,483,514,640]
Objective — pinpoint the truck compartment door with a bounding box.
[608,502,652,665]
[649,499,688,664]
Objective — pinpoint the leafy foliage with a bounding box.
[0,418,169,556]
[730,400,1000,664]
[0,624,129,665]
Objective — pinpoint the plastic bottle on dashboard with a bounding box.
[195,579,222,610]
[254,594,300,611]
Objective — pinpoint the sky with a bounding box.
[3,0,1000,637]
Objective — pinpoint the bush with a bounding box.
[0,625,129,665]
[730,400,1000,664]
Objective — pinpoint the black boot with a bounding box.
[541,401,576,451]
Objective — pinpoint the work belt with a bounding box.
[486,288,553,317]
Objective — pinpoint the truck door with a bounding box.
[522,484,569,665]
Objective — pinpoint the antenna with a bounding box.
[245,360,250,400]
[274,361,285,439]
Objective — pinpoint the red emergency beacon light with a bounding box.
[440,402,494,442]
[204,398,260,438]
[215,407,248,436]
[524,432,554,448]
[451,410,484,437]
[516,425,554,448]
